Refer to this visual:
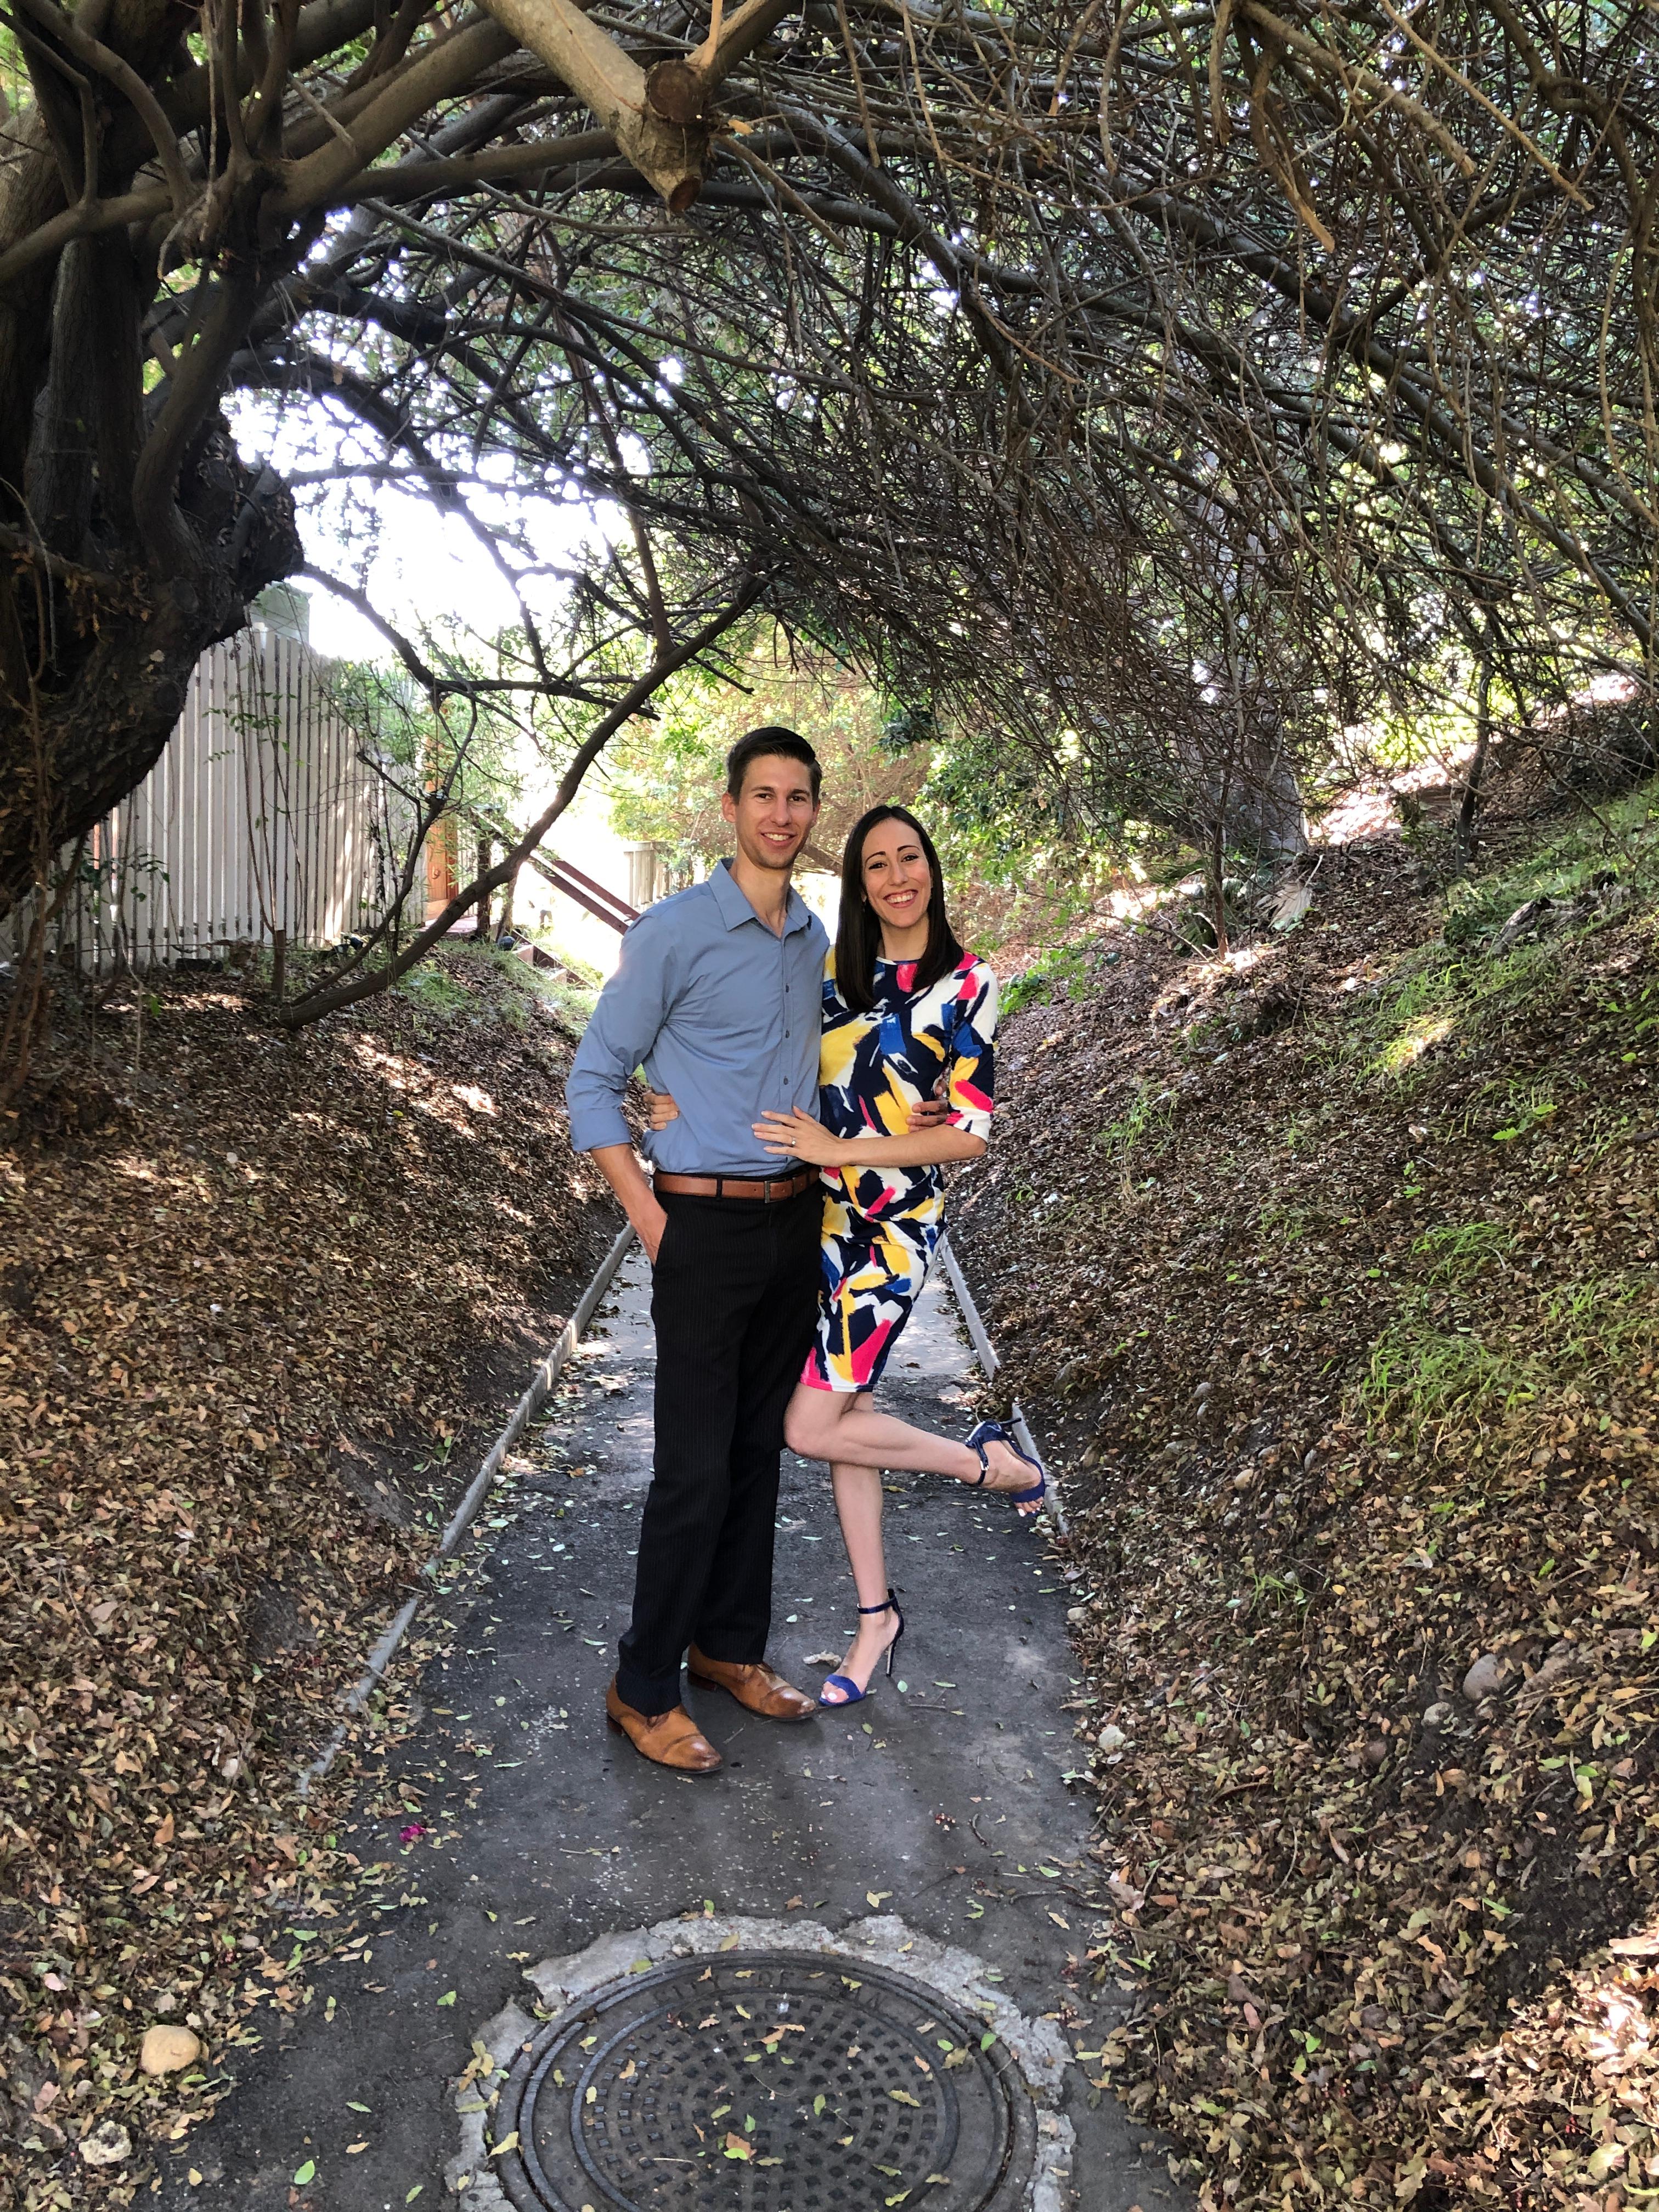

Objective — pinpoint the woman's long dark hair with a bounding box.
[834,804,962,1013]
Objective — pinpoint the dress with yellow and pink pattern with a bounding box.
[801,948,997,1394]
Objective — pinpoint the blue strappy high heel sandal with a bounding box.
[966,1419,1046,1509]
[819,1588,905,1708]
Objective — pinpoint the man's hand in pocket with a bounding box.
[639,1199,669,1264]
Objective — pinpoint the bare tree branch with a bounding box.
[279,572,767,1025]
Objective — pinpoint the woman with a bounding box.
[652,804,1041,1708]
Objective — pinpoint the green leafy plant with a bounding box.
[1002,944,1092,1017]
[1094,1079,1177,1199]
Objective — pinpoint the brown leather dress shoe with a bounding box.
[605,1679,723,1773]
[685,1647,817,1722]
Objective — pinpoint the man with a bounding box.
[565,727,828,1773]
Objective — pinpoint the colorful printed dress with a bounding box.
[802,950,998,1393]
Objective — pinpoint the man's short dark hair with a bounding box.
[726,725,822,802]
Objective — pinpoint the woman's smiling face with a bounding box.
[860,818,933,936]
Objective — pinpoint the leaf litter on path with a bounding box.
[1,949,616,2204]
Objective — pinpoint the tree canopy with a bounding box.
[3,0,1656,918]
[603,625,927,877]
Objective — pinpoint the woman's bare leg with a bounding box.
[784,1384,1040,1512]
[820,1457,901,1702]
[832,1458,890,1608]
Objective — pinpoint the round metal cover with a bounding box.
[492,1949,1037,2212]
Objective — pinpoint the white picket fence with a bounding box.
[9,628,399,975]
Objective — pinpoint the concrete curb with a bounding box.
[448,1912,1077,2211]
[937,1234,1067,1536]
[299,1220,636,1789]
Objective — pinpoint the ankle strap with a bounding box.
[856,1587,898,1616]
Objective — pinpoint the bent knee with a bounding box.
[783,1394,832,1456]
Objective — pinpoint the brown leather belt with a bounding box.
[655,1167,820,1203]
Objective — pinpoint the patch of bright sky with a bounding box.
[229,393,623,662]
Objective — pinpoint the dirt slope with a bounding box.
[0,948,617,2207]
[952,798,1659,2209]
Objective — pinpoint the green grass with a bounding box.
[1003,943,1093,1017]
[1332,775,1659,1086]
[1255,1197,1312,1246]
[1094,1079,1176,1189]
[1351,935,1575,1083]
[1243,1569,1311,1621]
[540,977,598,1030]
[481,946,597,1030]
[533,939,603,993]
[1414,1222,1515,1282]
[1355,926,1624,1087]
[1539,1272,1652,1373]
[1359,1265,1656,1451]
[396,962,478,1017]
[1334,786,1659,1455]
[1443,777,1659,946]
[390,943,596,1032]
[1361,1317,1539,1447]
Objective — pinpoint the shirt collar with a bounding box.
[712,856,814,937]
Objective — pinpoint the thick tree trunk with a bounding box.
[0,421,302,918]
[1216,743,1307,859]
[0,0,304,921]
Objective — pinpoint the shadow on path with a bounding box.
[159,1253,1191,2211]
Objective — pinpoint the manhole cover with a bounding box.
[492,1950,1037,2211]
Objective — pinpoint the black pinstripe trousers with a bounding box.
[615,1184,823,1717]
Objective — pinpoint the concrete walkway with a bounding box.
[159,1252,1189,2211]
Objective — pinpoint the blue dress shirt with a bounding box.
[565,859,829,1177]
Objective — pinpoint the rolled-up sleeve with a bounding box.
[565,915,675,1154]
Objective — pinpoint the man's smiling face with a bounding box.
[721,752,820,875]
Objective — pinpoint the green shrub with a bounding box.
[1002,943,1092,1017]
